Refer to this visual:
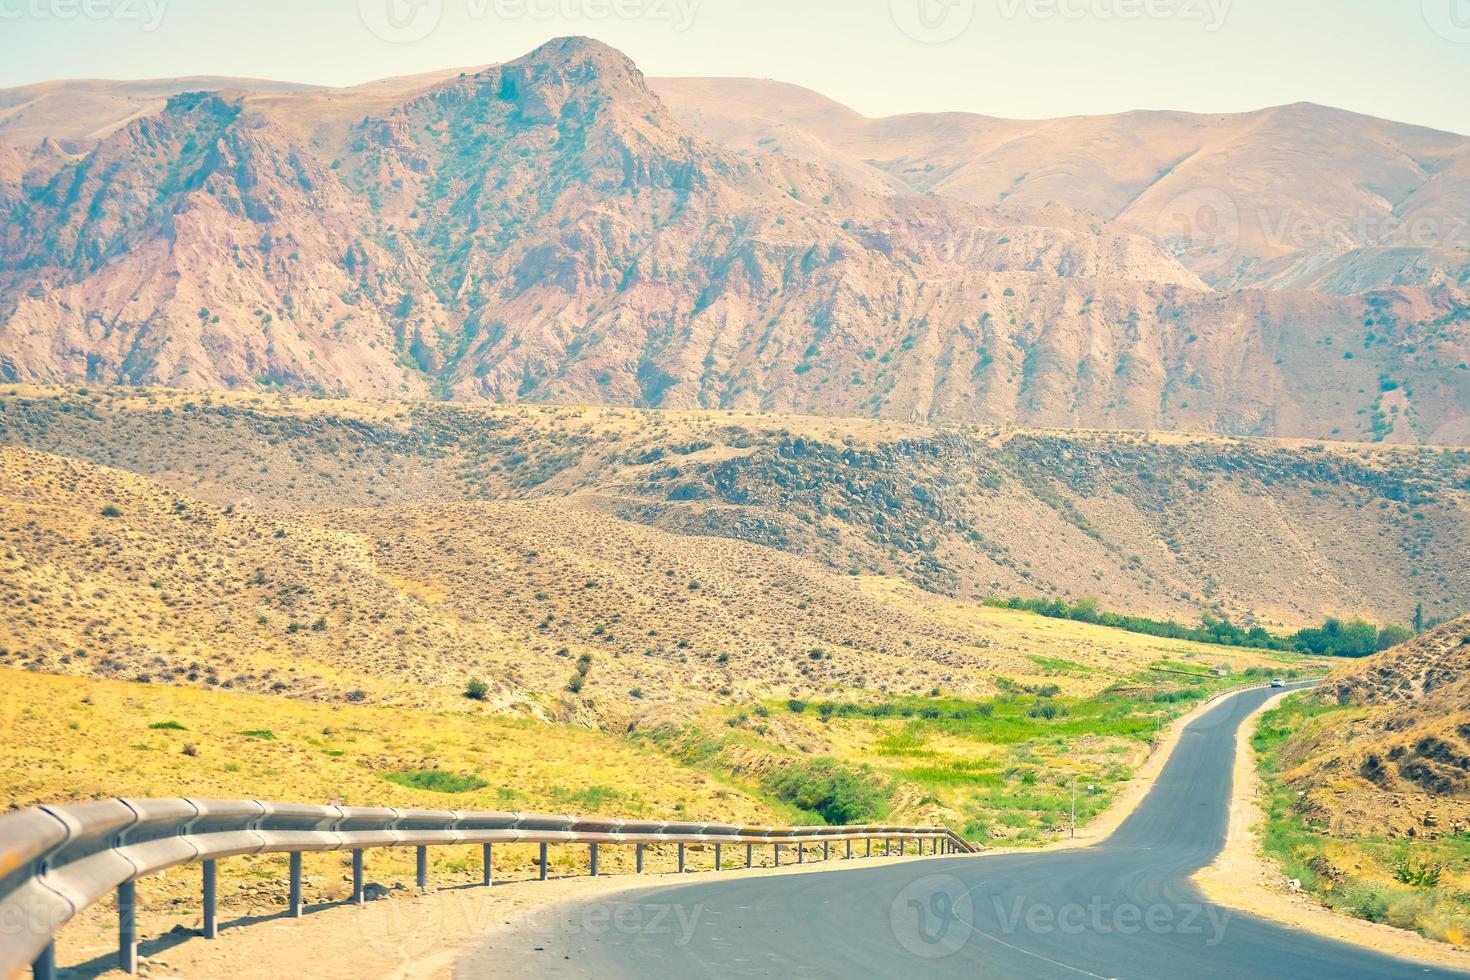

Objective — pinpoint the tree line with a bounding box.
[984,596,1438,658]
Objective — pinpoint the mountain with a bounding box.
[4,386,1467,630]
[0,38,1467,441]
[653,79,1470,296]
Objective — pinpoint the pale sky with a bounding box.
[1,0,1468,134]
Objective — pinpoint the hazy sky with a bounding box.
[1,0,1468,133]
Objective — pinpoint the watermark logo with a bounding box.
[889,874,975,958]
[359,0,444,43]
[1154,187,1241,265]
[995,0,1231,31]
[0,0,170,31]
[556,900,706,944]
[890,0,977,44]
[992,896,1233,945]
[359,0,700,44]
[1423,0,1470,43]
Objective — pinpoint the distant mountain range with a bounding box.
[1,37,1466,442]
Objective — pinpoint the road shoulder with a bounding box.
[1192,689,1470,973]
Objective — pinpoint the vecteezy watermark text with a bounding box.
[991,896,1233,945]
[555,900,706,945]
[358,0,699,44]
[888,874,1237,961]
[997,0,1232,31]
[0,0,168,30]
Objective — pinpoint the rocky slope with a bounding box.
[0,39,1466,440]
[4,386,1466,628]
[1277,618,1470,838]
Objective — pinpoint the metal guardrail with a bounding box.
[0,798,975,978]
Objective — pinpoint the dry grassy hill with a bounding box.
[1253,619,1470,944]
[3,386,1467,630]
[2,437,1311,727]
[1274,618,1470,838]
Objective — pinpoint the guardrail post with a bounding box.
[416,846,428,889]
[678,843,686,873]
[590,843,599,877]
[846,839,852,860]
[636,843,645,874]
[745,843,753,868]
[289,852,303,918]
[797,843,804,865]
[482,844,493,887]
[33,941,56,980]
[885,838,892,856]
[773,844,780,867]
[866,839,872,857]
[202,859,218,939]
[118,879,138,973]
[539,843,549,881]
[714,843,722,871]
[353,849,365,904]
[822,841,830,862]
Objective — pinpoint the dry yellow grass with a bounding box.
[2,443,1311,729]
[0,667,782,925]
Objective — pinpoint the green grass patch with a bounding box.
[148,720,187,731]
[384,769,489,794]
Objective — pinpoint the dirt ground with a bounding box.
[1193,690,1470,973]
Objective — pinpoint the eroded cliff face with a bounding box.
[1,38,1467,441]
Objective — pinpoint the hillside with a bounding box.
[4,386,1467,634]
[0,433,1318,723]
[1283,617,1470,833]
[0,39,1465,439]
[1253,619,1470,944]
[653,79,1470,296]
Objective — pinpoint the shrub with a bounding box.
[787,699,808,714]
[239,730,275,740]
[464,676,489,701]
[100,505,122,518]
[763,760,888,825]
[567,674,585,694]
[149,721,187,731]
[385,769,488,794]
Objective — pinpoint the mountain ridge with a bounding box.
[0,37,1466,441]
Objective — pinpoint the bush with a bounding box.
[463,677,489,701]
[787,699,808,714]
[763,760,888,825]
[149,720,187,731]
[567,674,585,694]
[385,769,488,794]
[100,505,122,518]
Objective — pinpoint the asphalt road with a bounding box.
[458,684,1462,979]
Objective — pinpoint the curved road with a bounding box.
[459,685,1462,978]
